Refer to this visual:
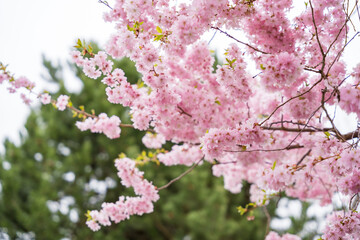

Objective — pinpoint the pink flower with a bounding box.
[40,93,51,105]
[86,220,101,231]
[20,93,32,105]
[142,132,166,149]
[56,95,69,111]
[76,113,121,139]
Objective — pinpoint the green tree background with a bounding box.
[0,45,312,240]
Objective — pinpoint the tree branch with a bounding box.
[63,101,156,132]
[296,149,312,166]
[211,27,269,54]
[98,0,113,10]
[259,78,323,126]
[224,144,304,153]
[309,0,325,57]
[157,158,203,190]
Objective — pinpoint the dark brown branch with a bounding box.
[343,130,360,140]
[268,120,328,132]
[304,67,322,74]
[261,126,329,133]
[350,193,360,211]
[320,88,346,141]
[177,105,192,118]
[157,159,203,190]
[211,27,269,54]
[263,125,359,141]
[224,144,304,153]
[296,149,312,166]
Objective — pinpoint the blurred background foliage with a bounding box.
[0,43,312,240]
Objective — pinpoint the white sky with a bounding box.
[0,0,115,151]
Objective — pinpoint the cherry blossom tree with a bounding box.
[1,0,360,239]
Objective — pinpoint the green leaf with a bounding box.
[85,210,92,221]
[215,100,221,105]
[237,206,247,215]
[88,44,93,53]
[156,26,162,33]
[154,35,164,41]
[77,39,82,47]
[260,64,266,70]
[271,161,276,170]
[324,131,331,138]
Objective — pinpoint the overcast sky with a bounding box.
[0,0,116,152]
[0,0,359,153]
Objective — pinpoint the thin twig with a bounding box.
[224,144,304,153]
[320,89,346,141]
[263,206,271,236]
[208,29,218,45]
[259,77,323,126]
[177,105,192,118]
[98,0,113,10]
[211,27,269,54]
[296,149,312,166]
[309,0,325,57]
[157,159,203,190]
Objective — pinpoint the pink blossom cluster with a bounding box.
[71,50,113,79]
[157,144,203,166]
[55,95,69,111]
[141,132,166,149]
[201,124,266,159]
[295,0,347,68]
[339,84,360,119]
[52,0,360,236]
[20,93,32,105]
[260,52,302,93]
[0,71,35,95]
[352,63,360,84]
[261,163,293,192]
[0,72,9,84]
[212,161,248,194]
[0,70,37,104]
[322,211,360,240]
[328,150,360,196]
[105,78,141,107]
[40,93,51,105]
[10,76,35,91]
[249,184,268,206]
[86,158,159,231]
[76,113,121,139]
[287,86,319,119]
[215,44,252,100]
[265,231,300,240]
